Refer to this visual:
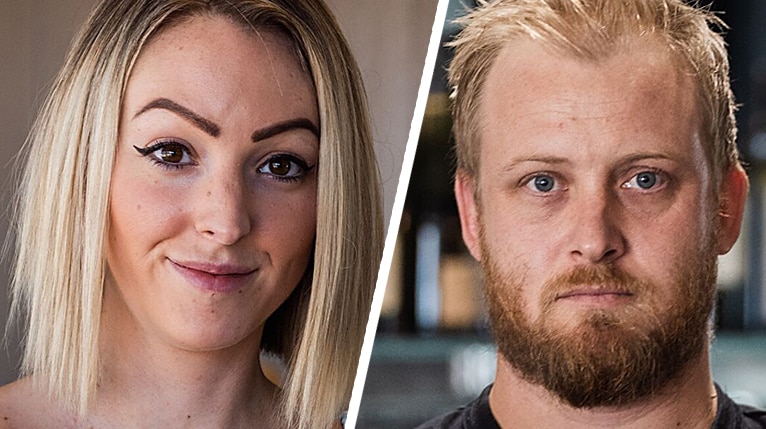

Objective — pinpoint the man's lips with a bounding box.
[555,287,634,301]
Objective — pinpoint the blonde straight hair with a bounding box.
[448,0,739,188]
[10,1,382,428]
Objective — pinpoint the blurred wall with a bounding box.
[327,0,437,230]
[0,0,437,385]
[0,0,100,386]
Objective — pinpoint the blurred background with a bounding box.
[358,0,766,427]
[0,0,438,385]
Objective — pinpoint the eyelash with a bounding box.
[258,153,315,183]
[133,140,193,171]
[133,141,316,182]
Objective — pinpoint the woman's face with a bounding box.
[107,15,318,352]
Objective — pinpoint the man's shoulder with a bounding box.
[714,384,766,429]
[414,407,471,429]
[738,404,766,429]
[413,385,499,429]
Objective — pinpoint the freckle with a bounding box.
[207,191,211,197]
[136,204,141,211]
[211,309,215,314]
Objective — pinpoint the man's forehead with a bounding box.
[474,37,704,175]
[480,38,696,127]
[483,37,686,100]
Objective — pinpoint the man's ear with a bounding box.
[716,164,749,255]
[455,169,483,261]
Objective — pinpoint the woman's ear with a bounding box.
[716,164,749,255]
[454,170,483,261]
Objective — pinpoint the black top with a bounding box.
[415,384,766,429]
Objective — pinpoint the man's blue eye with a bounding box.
[532,175,555,192]
[635,172,657,189]
[624,171,662,190]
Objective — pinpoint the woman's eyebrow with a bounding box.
[133,98,318,143]
[251,118,319,143]
[134,98,221,137]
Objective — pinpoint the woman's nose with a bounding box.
[194,173,252,246]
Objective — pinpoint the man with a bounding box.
[417,0,765,428]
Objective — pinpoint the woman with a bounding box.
[0,0,382,428]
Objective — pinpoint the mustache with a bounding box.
[540,264,649,305]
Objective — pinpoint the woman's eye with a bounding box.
[133,141,194,168]
[155,144,188,164]
[257,154,313,181]
[623,171,663,190]
[525,174,558,193]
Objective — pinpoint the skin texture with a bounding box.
[0,15,319,428]
[107,16,318,363]
[454,38,748,429]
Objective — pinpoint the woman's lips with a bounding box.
[169,259,257,293]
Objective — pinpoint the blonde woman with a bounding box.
[0,1,382,428]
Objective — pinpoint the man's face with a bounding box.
[455,39,745,407]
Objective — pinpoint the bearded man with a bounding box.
[416,0,765,428]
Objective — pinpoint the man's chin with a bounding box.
[541,303,651,334]
[500,310,707,409]
[483,239,718,409]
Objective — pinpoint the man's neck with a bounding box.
[489,349,717,429]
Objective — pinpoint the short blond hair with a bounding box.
[10,1,382,428]
[448,0,738,187]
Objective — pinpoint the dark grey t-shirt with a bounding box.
[415,384,766,429]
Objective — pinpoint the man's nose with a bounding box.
[567,187,626,265]
[194,172,252,246]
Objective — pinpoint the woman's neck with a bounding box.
[87,282,280,428]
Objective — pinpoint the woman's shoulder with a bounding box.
[0,378,36,427]
[0,378,72,429]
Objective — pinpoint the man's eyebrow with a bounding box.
[618,152,675,164]
[498,153,680,177]
[502,156,569,172]
[134,98,221,137]
[251,118,319,143]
